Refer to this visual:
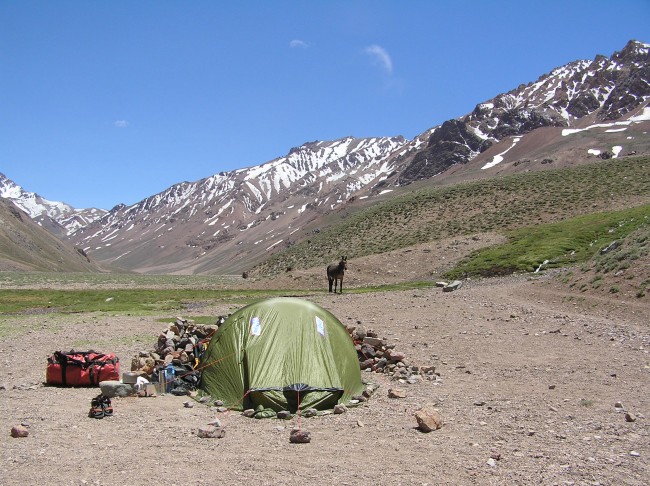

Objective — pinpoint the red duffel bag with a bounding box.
[46,350,120,386]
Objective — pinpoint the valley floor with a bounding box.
[1,272,648,485]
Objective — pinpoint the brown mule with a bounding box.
[327,256,347,293]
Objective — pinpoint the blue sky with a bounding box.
[2,1,649,210]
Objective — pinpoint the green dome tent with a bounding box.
[199,297,365,413]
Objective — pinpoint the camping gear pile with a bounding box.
[44,350,120,420]
[130,317,222,395]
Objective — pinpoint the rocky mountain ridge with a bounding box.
[68,136,408,274]
[388,39,650,184]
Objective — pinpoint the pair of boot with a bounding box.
[88,394,113,419]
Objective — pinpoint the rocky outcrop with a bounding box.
[398,120,491,183]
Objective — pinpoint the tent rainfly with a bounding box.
[199,297,365,413]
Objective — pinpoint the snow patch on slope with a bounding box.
[482,137,521,169]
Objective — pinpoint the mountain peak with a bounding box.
[612,39,650,63]
[0,173,107,235]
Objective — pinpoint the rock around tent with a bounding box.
[199,297,365,413]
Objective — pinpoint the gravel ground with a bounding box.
[1,271,648,486]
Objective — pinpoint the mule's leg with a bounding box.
[328,277,333,293]
[339,277,343,294]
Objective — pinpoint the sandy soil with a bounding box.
[1,270,649,485]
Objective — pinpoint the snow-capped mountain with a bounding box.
[0,173,107,236]
[6,40,650,275]
[70,136,408,274]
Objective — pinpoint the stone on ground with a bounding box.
[289,429,311,444]
[414,404,443,432]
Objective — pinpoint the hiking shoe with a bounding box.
[88,396,104,419]
[100,395,113,417]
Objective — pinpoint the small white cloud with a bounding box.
[290,39,309,49]
[364,44,393,74]
[114,120,128,128]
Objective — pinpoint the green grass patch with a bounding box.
[443,205,650,279]
[0,272,246,289]
[345,280,437,293]
[0,288,313,315]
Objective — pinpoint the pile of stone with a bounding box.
[130,316,223,393]
[347,324,438,383]
[154,316,223,365]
